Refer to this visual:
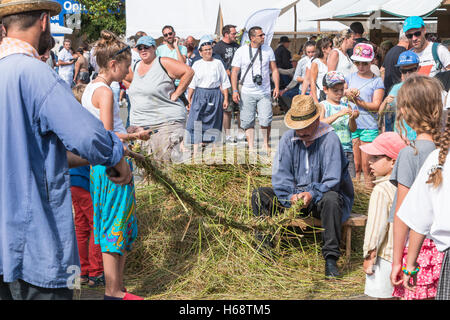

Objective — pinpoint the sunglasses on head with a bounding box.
[163,31,174,38]
[137,45,151,51]
[399,66,418,74]
[112,45,130,57]
[406,31,422,39]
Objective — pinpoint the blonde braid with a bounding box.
[427,112,450,188]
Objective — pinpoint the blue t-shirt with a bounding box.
[156,44,188,86]
[345,72,384,130]
[390,82,417,141]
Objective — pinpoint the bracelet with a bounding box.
[402,266,420,276]
[233,90,239,93]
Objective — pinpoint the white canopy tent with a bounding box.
[300,0,445,21]
[50,23,73,35]
[126,0,302,40]
[275,0,349,34]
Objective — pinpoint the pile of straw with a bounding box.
[124,157,371,299]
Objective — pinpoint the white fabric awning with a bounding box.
[50,23,73,35]
[301,0,444,21]
[275,0,349,34]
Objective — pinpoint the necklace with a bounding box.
[96,75,110,86]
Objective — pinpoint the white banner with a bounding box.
[240,8,281,46]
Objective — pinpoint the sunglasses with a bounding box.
[112,45,130,57]
[405,31,422,39]
[354,61,369,66]
[399,66,418,74]
[163,31,174,38]
[137,45,151,51]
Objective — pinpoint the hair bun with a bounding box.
[99,30,118,46]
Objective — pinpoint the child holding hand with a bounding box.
[360,132,407,299]
[320,71,359,178]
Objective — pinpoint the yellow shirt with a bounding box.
[363,175,397,262]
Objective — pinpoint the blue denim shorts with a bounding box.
[239,93,273,129]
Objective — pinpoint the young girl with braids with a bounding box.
[82,30,151,300]
[389,75,445,300]
[396,110,450,300]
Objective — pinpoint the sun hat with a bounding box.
[0,0,61,18]
[279,36,291,43]
[359,132,407,160]
[199,34,214,48]
[284,95,321,130]
[136,36,156,48]
[403,16,425,33]
[323,71,345,88]
[351,43,375,62]
[395,50,420,67]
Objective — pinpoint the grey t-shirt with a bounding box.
[388,140,436,222]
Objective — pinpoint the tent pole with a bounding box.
[294,4,298,53]
[317,0,321,34]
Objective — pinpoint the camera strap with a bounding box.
[239,45,262,85]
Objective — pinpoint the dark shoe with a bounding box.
[88,274,105,288]
[104,295,123,300]
[80,275,89,286]
[325,257,341,279]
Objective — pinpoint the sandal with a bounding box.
[88,274,105,288]
[80,275,89,286]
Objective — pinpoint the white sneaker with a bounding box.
[225,136,237,145]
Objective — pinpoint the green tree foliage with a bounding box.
[77,0,126,42]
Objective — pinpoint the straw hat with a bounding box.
[284,95,321,130]
[0,0,61,18]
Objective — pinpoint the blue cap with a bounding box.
[403,16,425,33]
[136,36,156,47]
[199,35,214,48]
[395,50,420,67]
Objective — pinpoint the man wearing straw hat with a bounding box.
[251,95,354,279]
[0,0,131,300]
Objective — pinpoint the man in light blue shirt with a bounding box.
[0,2,131,300]
[156,25,187,86]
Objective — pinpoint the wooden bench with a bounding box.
[274,213,367,259]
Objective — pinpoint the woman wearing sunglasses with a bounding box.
[125,36,194,162]
[344,43,385,189]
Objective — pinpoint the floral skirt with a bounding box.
[393,238,444,300]
[90,160,138,255]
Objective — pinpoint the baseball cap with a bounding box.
[323,71,345,88]
[351,43,374,62]
[199,35,214,48]
[136,36,156,48]
[395,50,420,67]
[403,16,425,33]
[359,132,407,160]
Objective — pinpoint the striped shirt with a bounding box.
[363,175,397,262]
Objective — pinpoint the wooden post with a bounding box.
[294,4,298,53]
[317,0,321,34]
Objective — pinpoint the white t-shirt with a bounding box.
[397,149,450,252]
[189,58,231,90]
[58,48,74,76]
[231,44,275,95]
[310,58,328,94]
[293,55,312,92]
[414,42,450,77]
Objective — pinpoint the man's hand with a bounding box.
[290,192,312,209]
[273,87,280,99]
[108,157,132,186]
[232,91,240,104]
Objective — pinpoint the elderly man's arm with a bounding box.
[271,135,297,208]
[304,133,345,203]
